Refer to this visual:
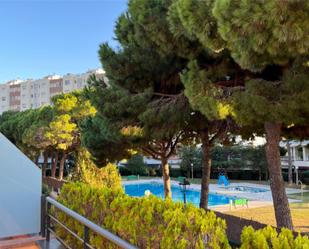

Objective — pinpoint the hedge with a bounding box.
[55,183,309,249]
[240,226,309,249]
[70,148,123,192]
[55,182,230,249]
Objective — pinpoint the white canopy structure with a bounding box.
[0,133,41,238]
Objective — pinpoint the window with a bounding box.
[2,97,6,101]
[22,104,26,108]
[22,85,26,90]
[31,94,33,98]
[65,80,70,85]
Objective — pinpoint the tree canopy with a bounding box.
[168,0,309,229]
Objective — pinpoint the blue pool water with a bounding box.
[124,182,232,206]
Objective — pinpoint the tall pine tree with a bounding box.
[170,0,309,229]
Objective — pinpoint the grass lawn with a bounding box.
[226,202,309,233]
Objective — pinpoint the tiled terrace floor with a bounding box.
[0,238,64,249]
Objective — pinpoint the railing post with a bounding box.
[84,225,89,249]
[40,195,46,237]
[46,201,51,241]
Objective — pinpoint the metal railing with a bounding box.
[44,196,138,249]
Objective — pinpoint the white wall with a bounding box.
[0,133,41,238]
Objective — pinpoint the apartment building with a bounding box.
[63,70,92,93]
[0,84,9,113]
[0,69,105,114]
[280,140,309,183]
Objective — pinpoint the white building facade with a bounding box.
[280,140,309,184]
[0,69,105,114]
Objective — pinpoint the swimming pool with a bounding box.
[226,186,268,193]
[124,182,232,206]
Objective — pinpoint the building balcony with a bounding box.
[281,156,309,169]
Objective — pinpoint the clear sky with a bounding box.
[0,0,127,83]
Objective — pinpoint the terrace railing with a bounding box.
[43,196,138,249]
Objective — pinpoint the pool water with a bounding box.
[124,182,232,206]
[226,186,268,193]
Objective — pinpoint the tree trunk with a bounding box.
[287,140,293,185]
[161,157,171,198]
[51,150,59,178]
[42,151,48,178]
[58,152,67,180]
[35,154,39,165]
[264,122,293,229]
[200,128,211,210]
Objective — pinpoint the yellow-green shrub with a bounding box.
[71,148,122,192]
[240,226,309,249]
[55,182,230,249]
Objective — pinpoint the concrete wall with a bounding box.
[0,133,41,238]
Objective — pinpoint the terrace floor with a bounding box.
[0,237,64,249]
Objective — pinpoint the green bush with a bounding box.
[118,166,132,176]
[302,170,309,178]
[56,182,230,249]
[282,171,289,182]
[125,154,148,176]
[240,226,309,249]
[169,168,185,178]
[42,183,51,195]
[70,148,122,192]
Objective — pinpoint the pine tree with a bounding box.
[170,0,309,229]
[84,0,199,198]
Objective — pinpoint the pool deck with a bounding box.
[123,178,308,211]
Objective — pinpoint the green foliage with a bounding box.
[233,62,309,128]
[213,0,309,71]
[211,145,267,172]
[0,107,54,160]
[124,0,200,58]
[85,0,200,198]
[180,60,236,121]
[303,170,309,178]
[81,114,133,164]
[56,182,231,249]
[179,146,202,173]
[0,90,96,180]
[240,226,309,249]
[45,114,77,150]
[70,148,122,192]
[179,145,267,174]
[42,183,51,195]
[168,0,224,53]
[125,154,148,176]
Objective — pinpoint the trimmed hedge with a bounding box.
[240,226,309,249]
[56,182,230,249]
[55,183,309,248]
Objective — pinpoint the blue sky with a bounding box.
[0,0,127,83]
